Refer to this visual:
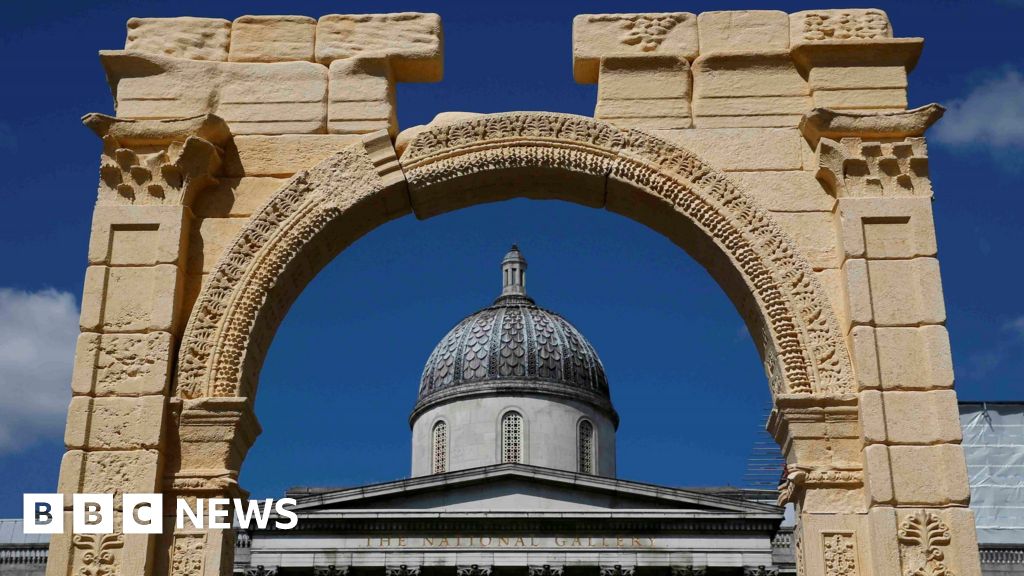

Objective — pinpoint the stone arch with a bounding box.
[175,112,852,403]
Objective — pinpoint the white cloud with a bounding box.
[0,288,78,453]
[933,69,1024,149]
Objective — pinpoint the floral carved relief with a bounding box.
[898,511,955,576]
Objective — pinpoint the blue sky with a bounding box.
[0,0,1023,517]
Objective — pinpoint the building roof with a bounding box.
[0,519,49,545]
[414,247,614,423]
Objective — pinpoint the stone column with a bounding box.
[48,115,228,576]
[799,105,983,576]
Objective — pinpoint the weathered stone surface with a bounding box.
[230,15,316,62]
[57,450,161,503]
[80,264,183,333]
[125,17,230,61]
[770,211,840,270]
[850,325,954,390]
[88,205,189,266]
[653,127,802,171]
[727,171,834,212]
[814,87,907,111]
[789,9,892,45]
[395,112,484,157]
[594,57,691,130]
[64,396,166,450]
[193,177,287,218]
[809,65,907,90]
[315,13,443,82]
[860,389,963,445]
[225,134,364,176]
[690,52,811,127]
[101,51,328,135]
[888,444,971,505]
[573,13,698,83]
[842,258,947,327]
[72,332,173,396]
[188,217,248,274]
[817,136,932,198]
[329,58,396,135]
[696,10,788,53]
[838,197,937,259]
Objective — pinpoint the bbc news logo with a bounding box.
[23,494,297,534]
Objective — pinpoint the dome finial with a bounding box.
[500,245,528,298]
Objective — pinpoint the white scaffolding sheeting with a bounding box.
[960,402,1024,544]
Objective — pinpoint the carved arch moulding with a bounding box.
[174,113,854,402]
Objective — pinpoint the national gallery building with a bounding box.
[230,247,790,575]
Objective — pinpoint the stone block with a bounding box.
[653,127,802,171]
[727,170,834,212]
[696,11,788,53]
[188,217,248,274]
[229,15,316,63]
[842,257,946,326]
[863,444,894,504]
[838,197,937,259]
[769,211,840,270]
[888,444,970,505]
[193,177,286,218]
[573,13,698,83]
[594,56,691,130]
[860,390,962,445]
[790,10,892,46]
[692,52,807,97]
[329,59,397,135]
[64,396,166,450]
[88,205,189,266]
[102,51,327,135]
[315,13,443,82]
[125,17,230,61]
[813,88,907,111]
[80,264,183,333]
[809,66,907,90]
[815,268,847,332]
[72,332,173,396]
[849,325,954,390]
[57,450,161,505]
[225,134,364,176]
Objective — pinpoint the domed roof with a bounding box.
[413,246,616,424]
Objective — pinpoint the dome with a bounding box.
[413,246,616,424]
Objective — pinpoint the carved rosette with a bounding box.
[72,533,123,576]
[170,533,205,576]
[898,511,955,576]
[822,533,859,576]
[177,113,853,400]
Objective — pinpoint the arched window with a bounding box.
[501,411,524,463]
[432,420,448,474]
[578,419,595,474]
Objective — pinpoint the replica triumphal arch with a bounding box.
[53,9,981,576]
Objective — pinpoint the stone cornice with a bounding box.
[799,104,945,146]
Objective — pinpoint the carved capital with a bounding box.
[83,113,229,206]
[164,397,261,497]
[816,136,932,198]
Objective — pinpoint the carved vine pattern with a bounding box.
[72,534,123,576]
[587,14,690,52]
[176,113,853,399]
[898,511,955,576]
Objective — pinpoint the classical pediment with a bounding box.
[287,463,781,517]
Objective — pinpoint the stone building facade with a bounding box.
[42,7,990,576]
